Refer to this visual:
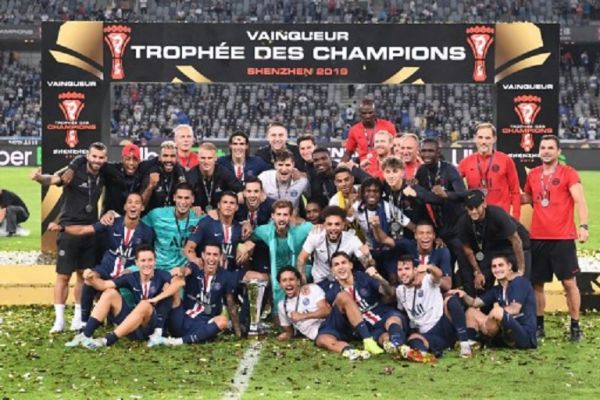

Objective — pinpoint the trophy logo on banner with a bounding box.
[104,25,131,80]
[466,25,494,82]
[514,95,542,152]
[58,92,85,148]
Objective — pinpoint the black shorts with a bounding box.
[56,232,97,275]
[531,239,579,283]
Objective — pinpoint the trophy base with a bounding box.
[248,323,267,339]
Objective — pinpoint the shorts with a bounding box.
[367,306,404,342]
[421,315,457,355]
[531,240,579,283]
[316,306,357,342]
[498,313,537,350]
[110,297,158,341]
[56,232,96,274]
[167,305,219,342]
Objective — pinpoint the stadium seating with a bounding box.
[1,0,597,25]
[0,1,599,141]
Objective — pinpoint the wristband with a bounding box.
[580,224,589,230]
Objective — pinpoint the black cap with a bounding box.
[465,189,485,208]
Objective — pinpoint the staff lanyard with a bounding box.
[283,294,301,317]
[477,152,495,188]
[427,161,442,189]
[325,236,342,267]
[540,166,557,203]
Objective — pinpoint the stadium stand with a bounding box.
[2,0,598,25]
[0,1,599,141]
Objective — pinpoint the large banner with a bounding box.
[41,22,559,251]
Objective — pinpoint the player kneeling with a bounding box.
[396,255,472,360]
[66,245,178,349]
[450,255,537,350]
[149,243,267,346]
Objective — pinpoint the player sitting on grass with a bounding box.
[66,245,178,349]
[449,255,537,350]
[149,242,266,346]
[315,251,407,360]
[396,255,472,361]
[48,192,154,331]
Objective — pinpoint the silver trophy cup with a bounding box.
[245,279,267,336]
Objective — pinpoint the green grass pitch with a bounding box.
[1,167,600,399]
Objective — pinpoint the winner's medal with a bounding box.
[541,198,550,208]
[390,221,402,236]
[475,251,485,261]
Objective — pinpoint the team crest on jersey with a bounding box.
[552,178,560,185]
[302,297,310,306]
[417,289,424,297]
[359,288,369,297]
[213,282,222,291]
[290,190,298,197]
[491,164,500,173]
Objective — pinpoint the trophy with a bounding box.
[245,279,267,336]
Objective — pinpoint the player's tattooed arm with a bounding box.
[365,267,395,301]
[447,289,484,308]
[358,252,376,270]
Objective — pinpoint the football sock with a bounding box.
[83,317,102,337]
[354,321,371,340]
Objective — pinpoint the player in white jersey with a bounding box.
[396,254,472,359]
[297,206,371,285]
[277,267,331,341]
[258,149,308,209]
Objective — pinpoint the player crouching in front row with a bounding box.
[449,255,537,350]
[66,245,177,349]
[395,255,473,360]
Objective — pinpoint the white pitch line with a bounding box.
[222,341,264,400]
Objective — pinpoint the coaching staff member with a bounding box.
[522,135,589,342]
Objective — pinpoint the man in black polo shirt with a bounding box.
[0,189,29,236]
[457,189,530,294]
[404,138,468,292]
[32,142,108,333]
[186,142,243,212]
[140,140,186,213]
[255,122,306,172]
[68,143,143,216]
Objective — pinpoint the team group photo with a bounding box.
[1,1,600,399]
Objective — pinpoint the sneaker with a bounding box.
[147,336,167,348]
[383,340,401,354]
[459,342,472,358]
[81,337,106,350]
[363,337,384,355]
[570,327,582,343]
[49,322,64,334]
[70,319,85,331]
[342,348,362,361]
[399,345,437,364]
[536,327,545,339]
[65,333,86,348]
